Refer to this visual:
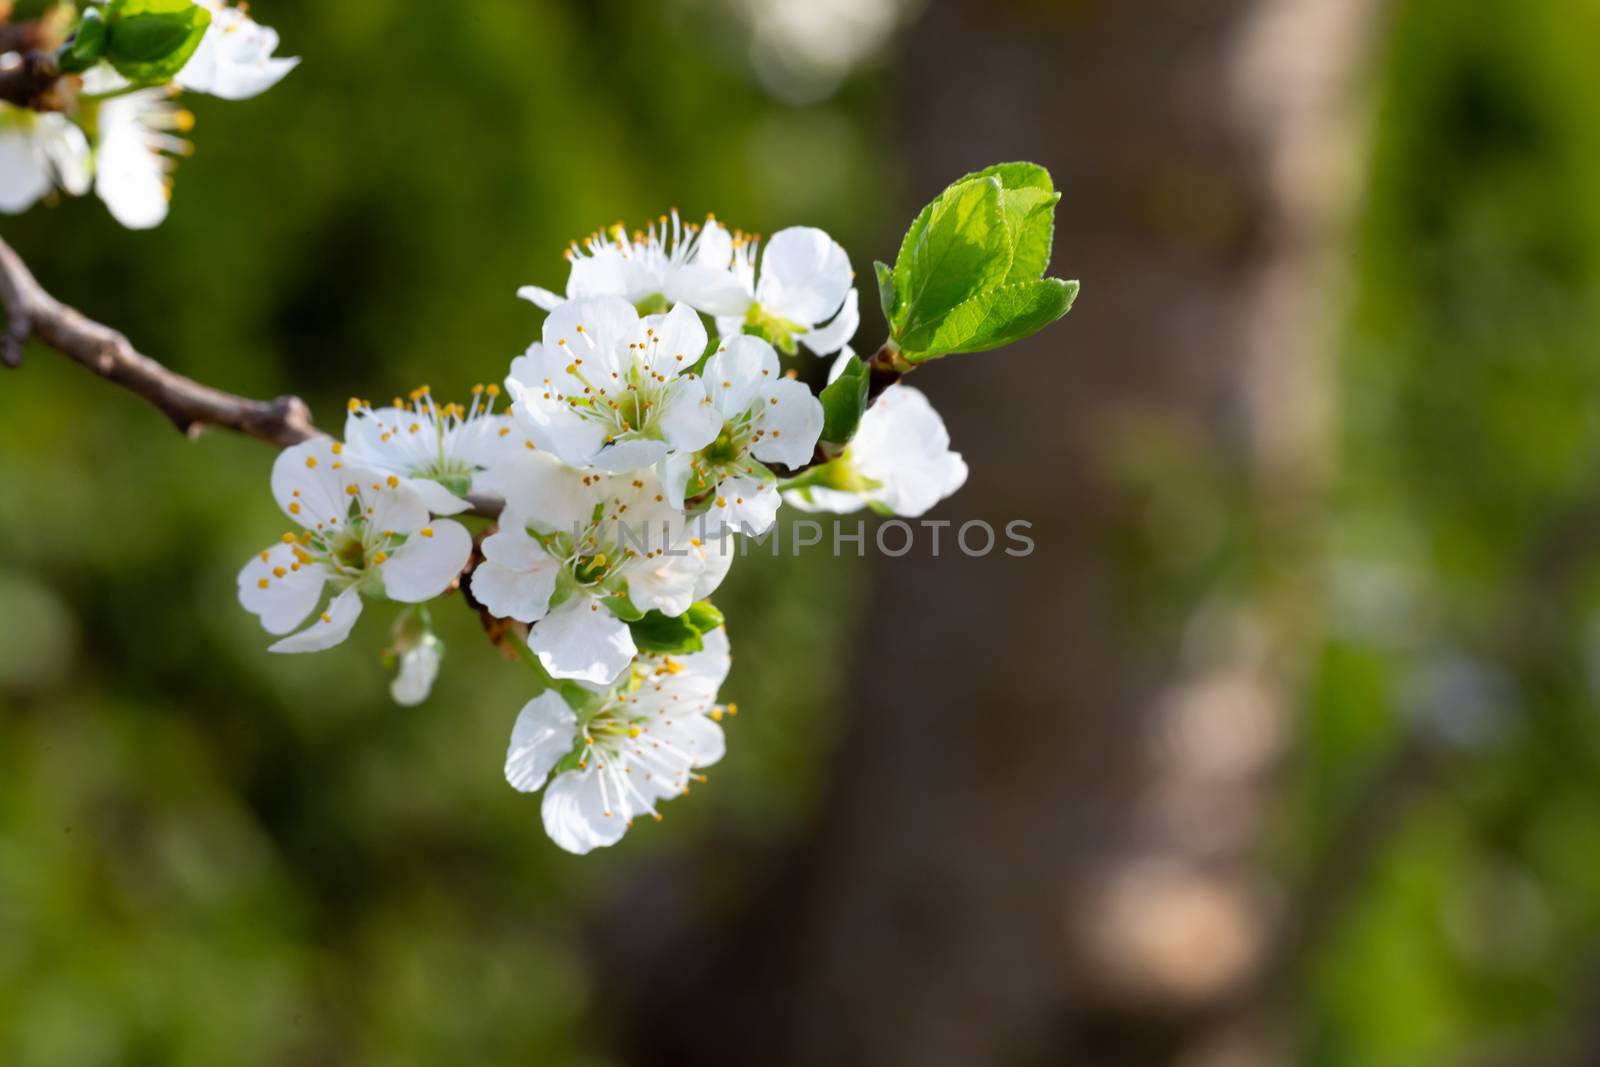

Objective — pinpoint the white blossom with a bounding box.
[176,1,300,101]
[505,297,719,473]
[390,632,443,707]
[715,227,858,356]
[0,106,90,214]
[784,382,967,517]
[343,385,522,516]
[518,210,749,317]
[93,89,194,230]
[663,335,822,533]
[504,628,734,854]
[471,452,730,685]
[238,438,472,653]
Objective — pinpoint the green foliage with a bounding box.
[103,0,211,84]
[60,8,108,75]
[628,601,725,655]
[818,353,868,445]
[878,161,1077,363]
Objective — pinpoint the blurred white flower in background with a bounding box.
[733,0,922,104]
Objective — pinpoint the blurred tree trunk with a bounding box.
[611,1,1376,1064]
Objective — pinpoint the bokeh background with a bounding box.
[4,0,1600,1064]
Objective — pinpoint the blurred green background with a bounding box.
[4,0,1600,1064]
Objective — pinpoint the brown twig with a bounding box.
[0,49,70,111]
[0,234,319,446]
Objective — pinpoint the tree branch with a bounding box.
[0,49,69,111]
[0,235,319,446]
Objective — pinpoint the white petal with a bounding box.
[175,8,298,100]
[702,335,780,418]
[666,265,751,317]
[481,451,596,534]
[799,288,859,355]
[781,485,867,514]
[565,250,634,302]
[94,92,172,230]
[237,544,327,635]
[271,438,360,529]
[749,378,824,469]
[625,552,702,618]
[0,127,52,213]
[505,692,578,793]
[655,378,721,454]
[708,477,780,535]
[541,769,630,854]
[406,476,472,516]
[676,715,726,769]
[854,385,968,517]
[516,285,565,311]
[755,227,853,326]
[380,520,471,602]
[590,436,672,474]
[268,586,363,654]
[638,303,708,377]
[390,635,442,707]
[469,549,560,625]
[528,595,636,685]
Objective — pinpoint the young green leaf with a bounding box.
[902,278,1079,363]
[104,0,211,83]
[628,601,723,655]
[61,8,109,74]
[818,354,869,445]
[882,161,1077,364]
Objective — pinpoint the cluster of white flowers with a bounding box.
[236,210,968,853]
[0,0,296,228]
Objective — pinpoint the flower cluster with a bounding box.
[0,1,296,228]
[236,209,970,853]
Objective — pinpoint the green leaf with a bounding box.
[902,278,1079,362]
[61,9,109,74]
[874,260,895,326]
[104,0,211,83]
[682,601,724,633]
[818,354,869,445]
[893,174,1010,339]
[971,162,1059,285]
[600,593,645,622]
[628,601,723,655]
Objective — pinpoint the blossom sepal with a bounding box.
[628,600,724,656]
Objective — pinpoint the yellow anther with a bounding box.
[259,550,269,562]
[486,384,501,397]
[288,502,301,515]
[281,533,296,544]
[409,423,420,433]
[321,612,332,624]
[386,475,400,488]
[305,456,317,469]
[345,484,359,496]
[372,551,388,564]
[628,727,641,738]
[715,496,727,508]
[331,442,343,455]
[726,703,739,716]
[257,578,269,589]
[690,538,702,548]
[272,566,286,578]
[471,384,484,395]
[420,527,434,538]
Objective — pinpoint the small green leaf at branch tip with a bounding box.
[881,160,1076,360]
[901,277,1079,363]
[629,601,723,655]
[60,9,109,74]
[104,0,211,83]
[818,355,869,444]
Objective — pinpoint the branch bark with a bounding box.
[0,235,319,446]
[0,49,69,110]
